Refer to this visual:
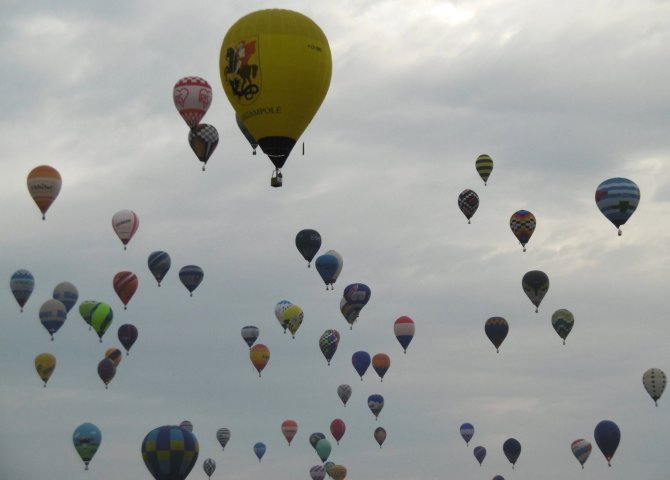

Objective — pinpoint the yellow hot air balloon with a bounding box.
[219,9,332,187]
[250,344,270,377]
[35,353,56,387]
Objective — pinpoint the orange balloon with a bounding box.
[330,465,347,480]
[113,271,138,309]
[105,348,123,367]
[250,344,270,376]
[371,353,391,382]
[27,165,62,220]
[281,419,298,445]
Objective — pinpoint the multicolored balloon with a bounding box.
[642,368,666,406]
[203,458,216,479]
[97,358,116,388]
[510,210,536,251]
[458,189,479,223]
[220,10,332,185]
[148,251,171,286]
[241,325,260,348]
[188,123,219,170]
[275,300,293,333]
[473,446,486,466]
[374,427,386,448]
[503,438,521,468]
[113,271,138,309]
[315,250,343,290]
[216,428,231,450]
[337,384,352,406]
[594,420,620,466]
[173,76,212,129]
[10,269,34,312]
[522,270,549,312]
[27,165,61,220]
[73,422,101,470]
[284,303,304,338]
[39,299,67,341]
[485,317,508,353]
[310,465,326,480]
[118,324,138,355]
[35,353,56,387]
[112,209,139,250]
[394,316,415,353]
[475,154,493,185]
[367,394,384,419]
[141,425,199,479]
[372,353,390,382]
[341,283,371,328]
[551,309,574,344]
[595,177,640,236]
[253,442,266,462]
[460,423,474,446]
[52,281,78,313]
[330,418,345,444]
[179,265,204,296]
[352,351,371,380]
[250,344,270,377]
[319,329,340,365]
[281,420,298,446]
[296,229,322,267]
[571,438,592,469]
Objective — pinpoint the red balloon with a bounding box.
[113,271,138,309]
[330,419,346,444]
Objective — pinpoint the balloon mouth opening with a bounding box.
[258,137,296,169]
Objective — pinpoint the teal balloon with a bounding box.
[315,438,332,462]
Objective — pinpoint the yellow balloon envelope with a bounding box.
[250,344,270,377]
[35,353,56,387]
[219,9,332,181]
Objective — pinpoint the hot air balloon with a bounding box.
[551,309,574,344]
[275,300,293,333]
[503,438,521,468]
[52,281,78,313]
[485,317,508,353]
[189,123,219,171]
[39,299,67,340]
[253,442,266,462]
[250,344,270,376]
[309,432,326,450]
[90,302,113,342]
[105,348,123,367]
[460,423,474,446]
[458,189,479,223]
[594,420,620,466]
[510,210,536,251]
[394,316,415,353]
[179,265,204,296]
[329,465,347,480]
[97,358,116,388]
[73,423,101,470]
[284,303,304,338]
[352,351,371,380]
[35,353,56,387]
[324,461,335,477]
[180,421,193,433]
[10,269,34,312]
[315,250,343,290]
[319,329,340,365]
[310,465,326,480]
[296,229,322,267]
[374,427,386,448]
[142,425,199,479]
[203,458,216,479]
[216,428,231,450]
[475,154,493,185]
[642,368,666,406]
[522,270,549,312]
[372,353,390,382]
[27,165,61,219]
[148,251,171,286]
[220,9,332,186]
[173,76,212,129]
[337,384,352,406]
[571,439,592,469]
[492,476,505,480]
[281,420,298,446]
[236,113,259,154]
[113,271,138,309]
[341,283,371,328]
[368,394,384,420]
[118,324,138,355]
[330,419,345,444]
[473,446,486,466]
[595,177,640,236]
[315,438,332,462]
[241,325,260,348]
[79,300,97,329]
[112,209,139,250]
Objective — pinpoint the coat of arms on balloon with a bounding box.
[221,38,260,103]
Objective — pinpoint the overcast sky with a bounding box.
[1,0,669,479]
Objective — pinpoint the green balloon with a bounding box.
[73,422,101,470]
[90,303,113,341]
[78,300,98,326]
[315,438,332,463]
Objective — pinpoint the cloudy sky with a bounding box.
[1,0,669,479]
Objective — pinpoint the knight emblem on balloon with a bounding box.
[221,38,260,102]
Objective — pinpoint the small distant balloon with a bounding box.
[337,384,352,406]
[374,427,386,448]
[189,123,219,170]
[460,423,474,446]
[180,420,193,433]
[473,446,486,466]
[503,438,521,468]
[216,428,231,450]
[148,251,171,286]
[330,418,346,444]
[112,209,139,250]
[241,325,260,348]
[250,344,270,377]
[10,269,34,312]
[367,394,384,420]
[253,442,266,462]
[39,299,67,341]
[203,458,216,479]
[458,189,479,223]
[97,358,116,389]
[117,324,138,355]
[315,250,343,290]
[571,439,592,469]
[642,368,666,406]
[595,177,640,236]
[522,270,549,312]
[352,351,371,380]
[315,438,332,462]
[551,309,574,344]
[475,154,493,185]
[179,265,204,296]
[281,420,298,446]
[371,353,390,382]
[485,317,508,353]
[173,76,212,129]
[594,420,620,466]
[73,422,101,470]
[35,353,56,387]
[296,229,322,267]
[27,165,61,219]
[284,303,304,338]
[90,302,113,342]
[309,432,326,450]
[52,281,78,313]
[310,465,326,480]
[394,316,415,353]
[105,348,122,367]
[510,210,536,251]
[329,465,347,480]
[113,271,138,309]
[319,329,340,365]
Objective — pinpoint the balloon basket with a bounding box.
[271,170,283,188]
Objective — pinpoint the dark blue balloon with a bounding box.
[351,351,371,380]
[503,438,521,468]
[179,265,204,296]
[253,442,266,462]
[315,252,341,289]
[343,283,371,307]
[295,229,321,267]
[148,251,171,286]
[473,446,486,465]
[594,420,620,466]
